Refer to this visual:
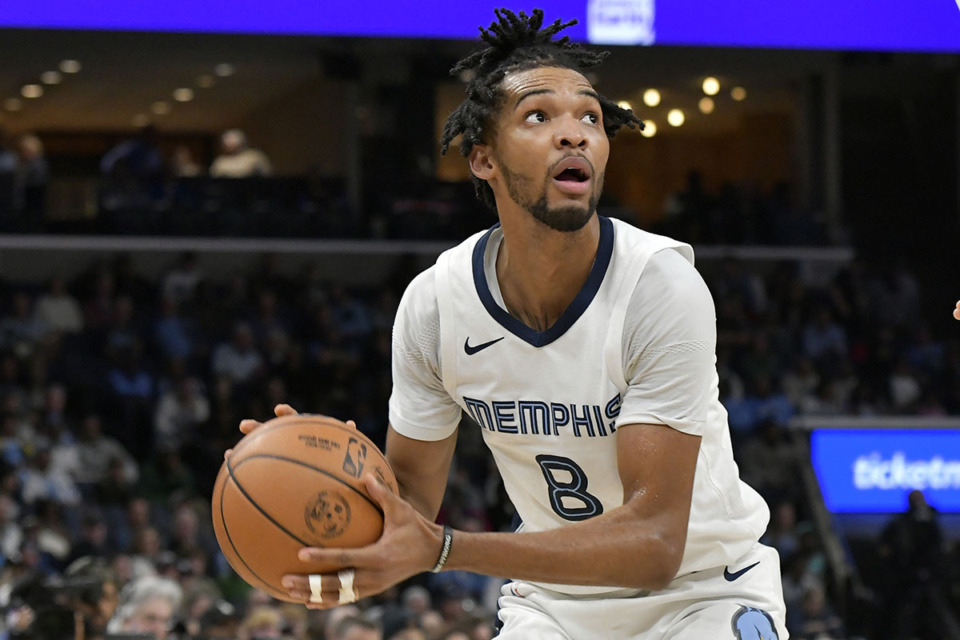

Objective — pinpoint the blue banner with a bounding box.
[810,429,960,513]
[1,1,959,52]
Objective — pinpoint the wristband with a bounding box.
[430,525,453,573]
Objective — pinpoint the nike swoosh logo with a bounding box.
[723,561,760,582]
[464,336,505,355]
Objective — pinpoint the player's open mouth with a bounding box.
[551,156,593,194]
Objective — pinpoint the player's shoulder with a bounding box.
[397,265,439,322]
[609,217,695,264]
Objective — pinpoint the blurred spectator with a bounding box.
[786,584,845,640]
[137,446,197,506]
[0,292,48,360]
[211,322,265,388]
[106,574,183,639]
[877,490,947,640]
[162,251,204,308]
[99,125,165,214]
[18,445,82,512]
[331,615,382,640]
[100,126,164,180]
[76,413,140,490]
[238,604,285,640]
[12,133,48,217]
[209,129,272,178]
[171,145,203,178]
[153,376,209,452]
[33,276,83,336]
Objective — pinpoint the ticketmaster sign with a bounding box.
[810,429,960,513]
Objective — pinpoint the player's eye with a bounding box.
[581,112,600,125]
[524,111,546,124]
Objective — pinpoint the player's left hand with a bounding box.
[280,474,445,608]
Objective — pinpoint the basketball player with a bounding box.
[242,8,788,638]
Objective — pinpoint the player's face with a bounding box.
[480,66,609,232]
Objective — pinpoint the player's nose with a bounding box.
[554,117,588,149]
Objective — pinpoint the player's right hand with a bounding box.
[239,403,300,435]
[954,300,960,320]
[225,404,301,460]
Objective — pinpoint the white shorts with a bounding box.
[495,543,788,640]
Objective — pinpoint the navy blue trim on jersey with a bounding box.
[471,215,614,348]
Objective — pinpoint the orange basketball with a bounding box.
[211,414,397,602]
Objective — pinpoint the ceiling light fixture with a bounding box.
[21,85,44,99]
[699,97,715,114]
[702,77,720,96]
[731,86,747,101]
[667,109,685,127]
[59,60,82,74]
[643,89,661,107]
[40,71,62,85]
[173,88,195,102]
[640,120,657,138]
[214,63,235,77]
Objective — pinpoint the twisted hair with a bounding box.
[440,8,642,210]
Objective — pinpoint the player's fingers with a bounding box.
[954,300,960,320]
[238,419,261,435]
[223,448,233,460]
[345,419,357,429]
[362,473,402,515]
[282,569,362,605]
[274,403,299,417]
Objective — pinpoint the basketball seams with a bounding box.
[228,453,386,520]
[216,473,292,600]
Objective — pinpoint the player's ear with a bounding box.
[469,144,496,180]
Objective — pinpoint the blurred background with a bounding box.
[0,1,958,639]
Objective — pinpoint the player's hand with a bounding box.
[225,404,300,460]
[226,405,359,460]
[954,300,960,321]
[280,473,445,608]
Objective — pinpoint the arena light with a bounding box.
[59,59,82,74]
[21,84,43,99]
[151,101,171,115]
[40,71,62,85]
[197,74,215,88]
[173,88,194,102]
[640,120,657,137]
[699,97,715,114]
[731,86,748,101]
[642,88,661,107]
[667,109,685,127]
[214,63,235,77]
[702,77,720,96]
[617,100,633,111]
[4,98,22,111]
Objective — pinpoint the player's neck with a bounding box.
[495,214,600,332]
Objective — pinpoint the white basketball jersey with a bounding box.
[433,216,769,594]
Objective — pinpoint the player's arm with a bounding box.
[385,424,457,521]
[441,421,699,589]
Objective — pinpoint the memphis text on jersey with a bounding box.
[462,393,622,438]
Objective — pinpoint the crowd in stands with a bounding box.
[0,230,956,637]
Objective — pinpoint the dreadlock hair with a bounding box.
[440,7,643,211]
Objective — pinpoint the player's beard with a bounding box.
[499,161,602,232]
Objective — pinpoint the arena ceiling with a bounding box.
[0,28,826,136]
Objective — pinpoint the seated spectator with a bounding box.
[153,376,209,452]
[33,276,83,335]
[76,413,140,491]
[107,574,183,640]
[209,129,272,178]
[211,322,264,388]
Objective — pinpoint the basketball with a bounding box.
[211,414,398,602]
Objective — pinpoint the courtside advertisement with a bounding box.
[811,429,960,513]
[1,0,959,52]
